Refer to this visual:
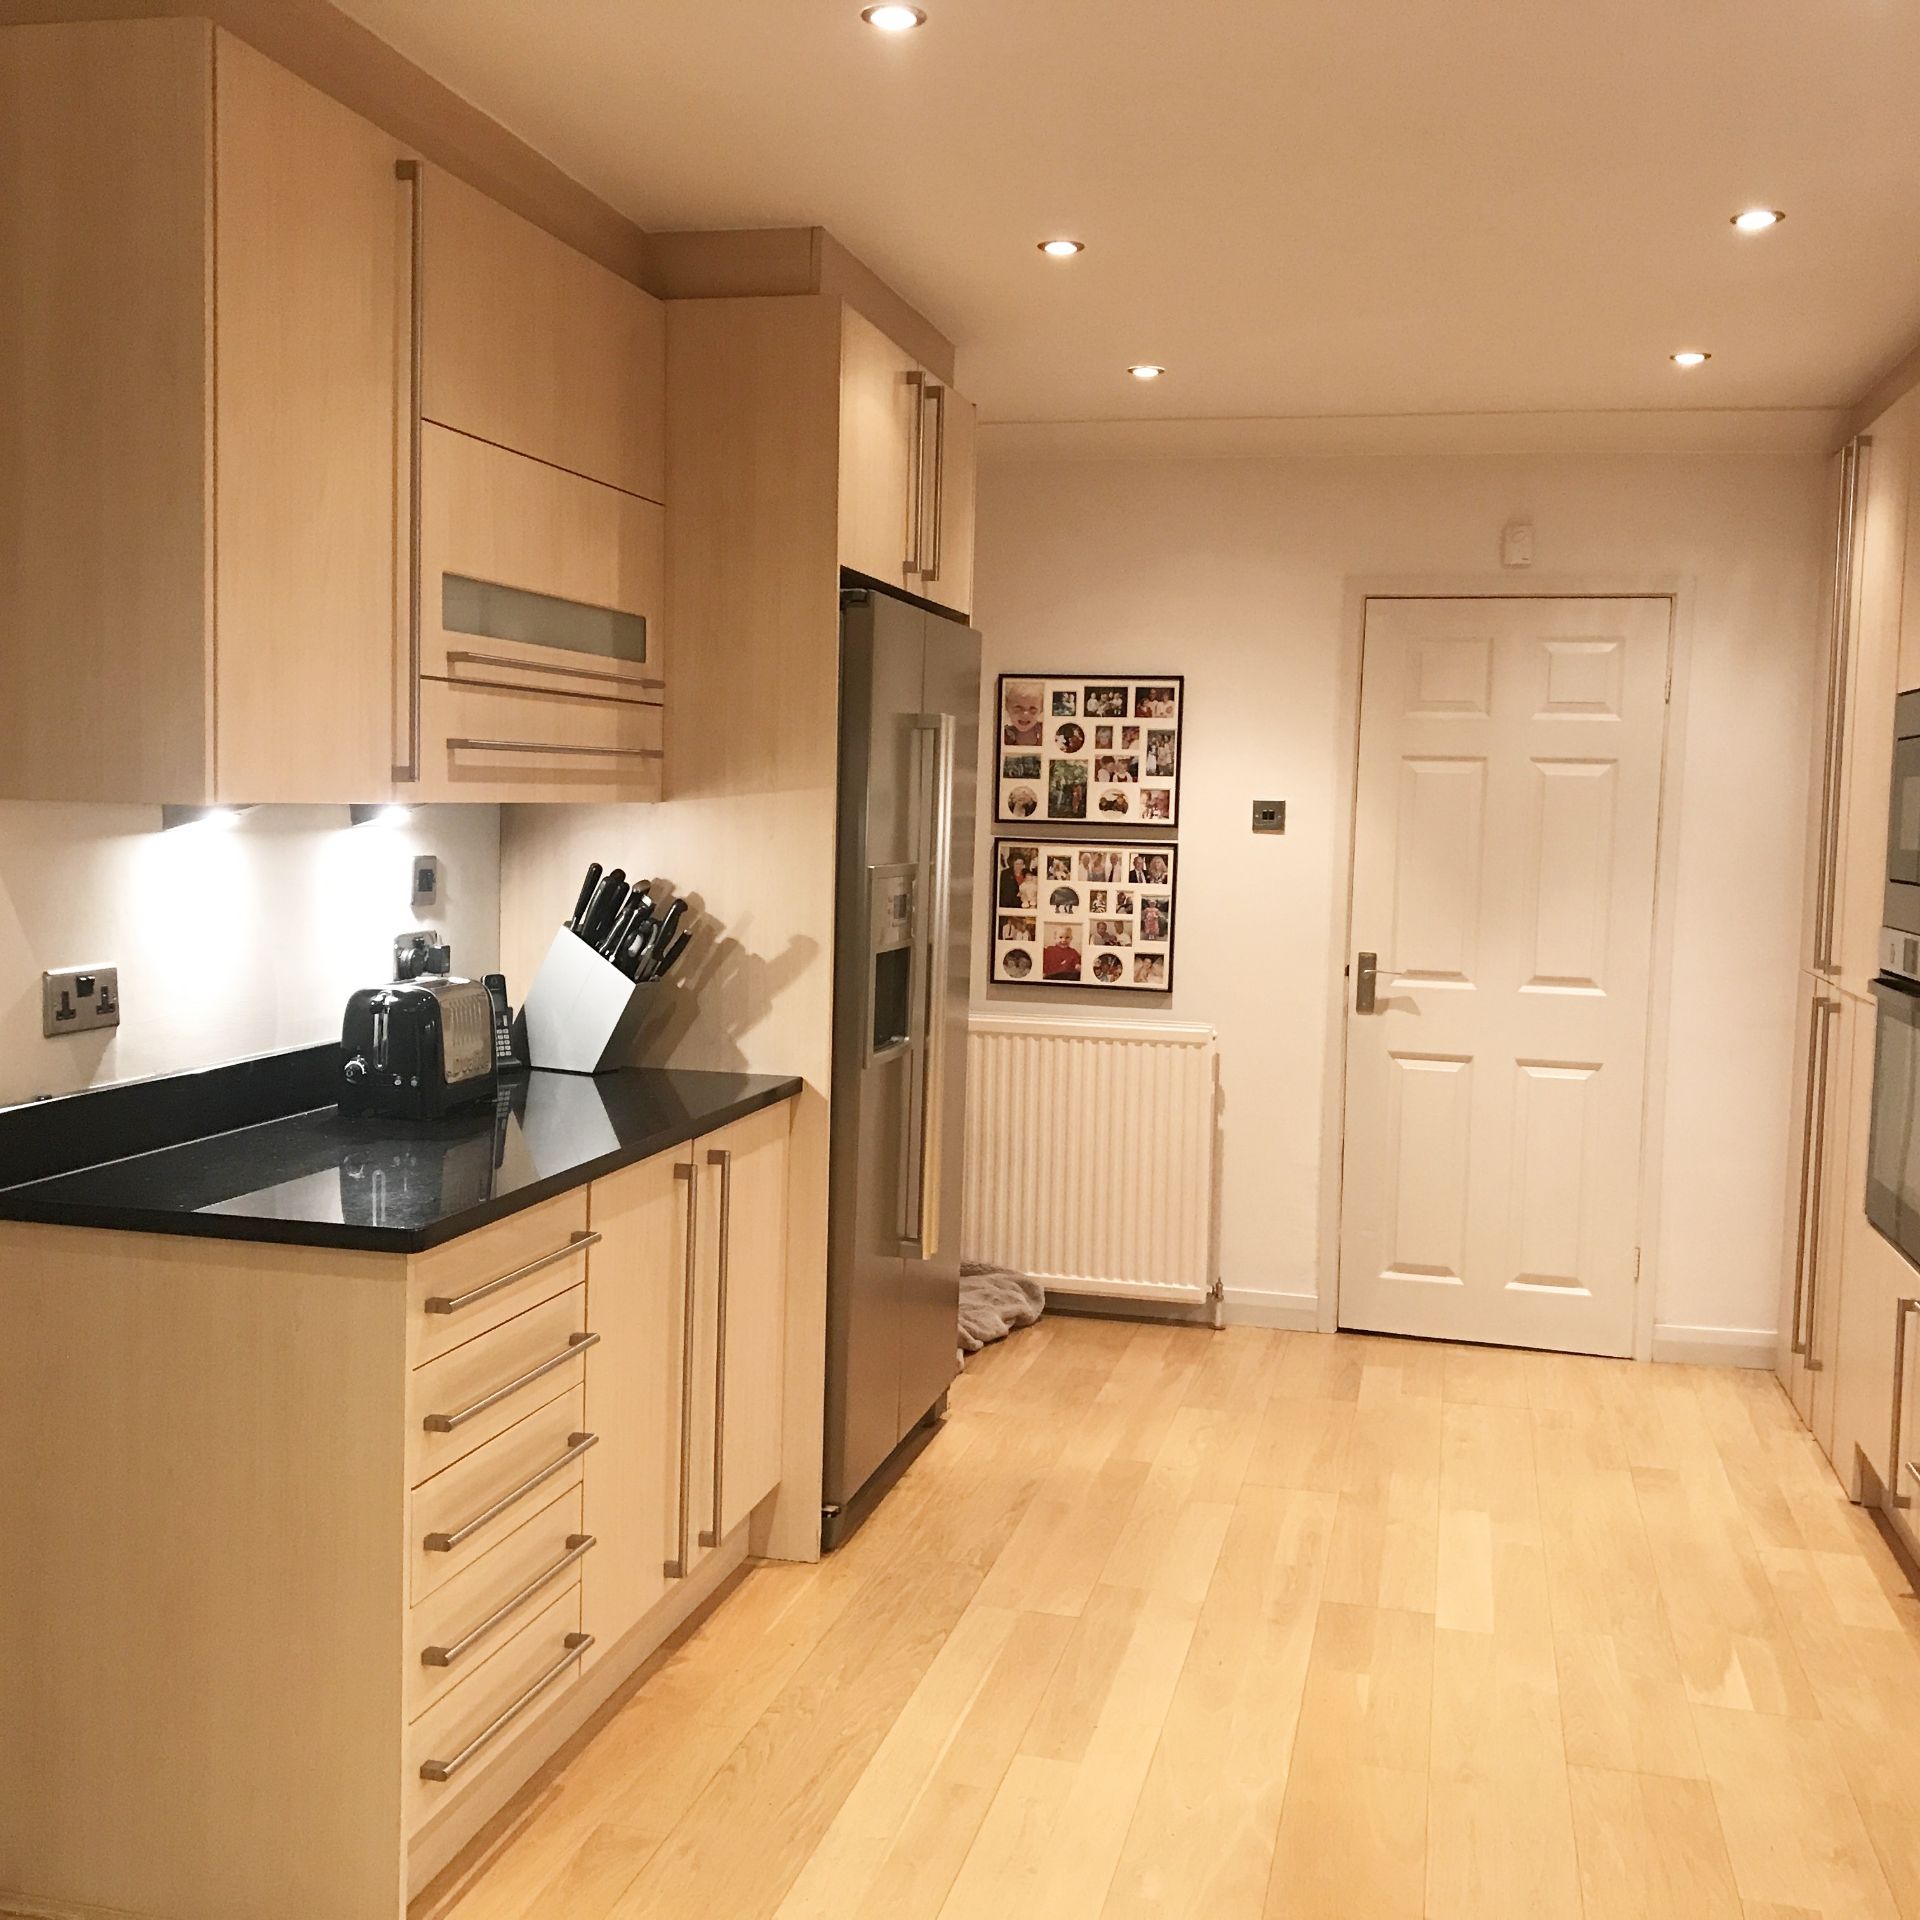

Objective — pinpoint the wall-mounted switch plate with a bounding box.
[412,854,440,913]
[43,964,120,1038]
[1251,799,1287,834]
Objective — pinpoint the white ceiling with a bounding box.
[337,0,1920,425]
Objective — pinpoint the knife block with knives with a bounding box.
[519,862,695,1075]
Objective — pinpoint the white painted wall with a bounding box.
[971,441,1829,1353]
[0,804,500,1107]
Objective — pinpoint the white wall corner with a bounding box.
[1649,1322,1779,1369]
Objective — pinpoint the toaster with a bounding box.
[339,976,498,1121]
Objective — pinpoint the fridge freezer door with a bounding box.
[897,611,980,1439]
[825,591,926,1507]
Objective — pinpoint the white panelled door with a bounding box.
[1338,596,1671,1356]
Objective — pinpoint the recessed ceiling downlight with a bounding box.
[861,5,926,29]
[1731,208,1785,232]
[1128,364,1166,381]
[1039,239,1085,257]
[1671,350,1711,367]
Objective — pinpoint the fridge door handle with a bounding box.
[903,710,957,1259]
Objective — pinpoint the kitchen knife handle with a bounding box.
[569,862,603,931]
[651,930,692,981]
[393,160,425,786]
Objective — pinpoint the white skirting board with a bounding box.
[963,1011,1219,1305]
[1648,1322,1779,1368]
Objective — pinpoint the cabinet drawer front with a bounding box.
[411,1384,590,1602]
[406,1578,586,1834]
[414,676,663,804]
[408,1193,591,1366]
[408,1481,587,1721]
[421,423,664,698]
[409,1285,590,1485]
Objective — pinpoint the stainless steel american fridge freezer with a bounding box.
[823,581,980,1549]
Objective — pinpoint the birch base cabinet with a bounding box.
[0,1101,791,1920]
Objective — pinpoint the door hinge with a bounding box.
[1633,1247,1643,1285]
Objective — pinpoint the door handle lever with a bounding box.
[1355,951,1379,1014]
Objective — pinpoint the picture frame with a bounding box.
[989,838,1177,992]
[993,674,1184,828]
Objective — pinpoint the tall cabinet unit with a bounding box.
[1781,391,1920,1513]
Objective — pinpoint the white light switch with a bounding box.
[1501,520,1535,568]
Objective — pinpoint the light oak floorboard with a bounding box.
[416,1322,1920,1920]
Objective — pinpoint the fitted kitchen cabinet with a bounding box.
[0,19,407,804]
[418,166,666,504]
[837,305,978,616]
[1780,976,1854,1455]
[399,167,670,802]
[0,1092,795,1920]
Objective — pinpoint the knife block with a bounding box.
[519,929,656,1075]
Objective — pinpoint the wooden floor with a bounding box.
[420,1316,1920,1920]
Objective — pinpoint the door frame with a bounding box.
[1316,575,1688,1362]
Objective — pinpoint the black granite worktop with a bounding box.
[0,1046,801,1253]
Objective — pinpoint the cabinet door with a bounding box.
[921,383,977,616]
[838,307,919,590]
[419,423,666,702]
[580,1152,682,1667]
[420,168,665,503]
[704,1103,792,1539]
[1781,977,1847,1440]
[213,33,408,804]
[1833,397,1916,996]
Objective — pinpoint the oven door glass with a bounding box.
[1869,975,1920,1255]
[1890,735,1920,892]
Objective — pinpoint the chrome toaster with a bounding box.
[339,976,498,1121]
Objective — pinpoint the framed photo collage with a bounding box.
[991,674,1183,994]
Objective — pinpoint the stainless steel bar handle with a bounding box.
[418,1631,594,1781]
[1889,1298,1920,1511]
[666,1161,700,1578]
[445,737,664,760]
[422,1330,599,1433]
[904,370,929,577]
[445,651,666,695]
[1798,998,1841,1369]
[922,383,948,585]
[1816,438,1866,975]
[898,720,938,1246]
[917,712,957,1256]
[424,1231,599,1316]
[421,1534,596,1668]
[394,159,425,786]
[1354,952,1379,1015]
[1789,995,1837,1354]
[699,1147,734,1549]
[423,1431,598,1553]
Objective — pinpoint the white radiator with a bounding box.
[962,1012,1220,1304]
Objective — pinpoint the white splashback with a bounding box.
[0,803,500,1107]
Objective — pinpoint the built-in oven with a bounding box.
[1868,695,1920,1260]
[1868,956,1920,1258]
[1886,692,1920,939]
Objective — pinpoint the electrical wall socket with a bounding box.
[43,964,120,1038]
